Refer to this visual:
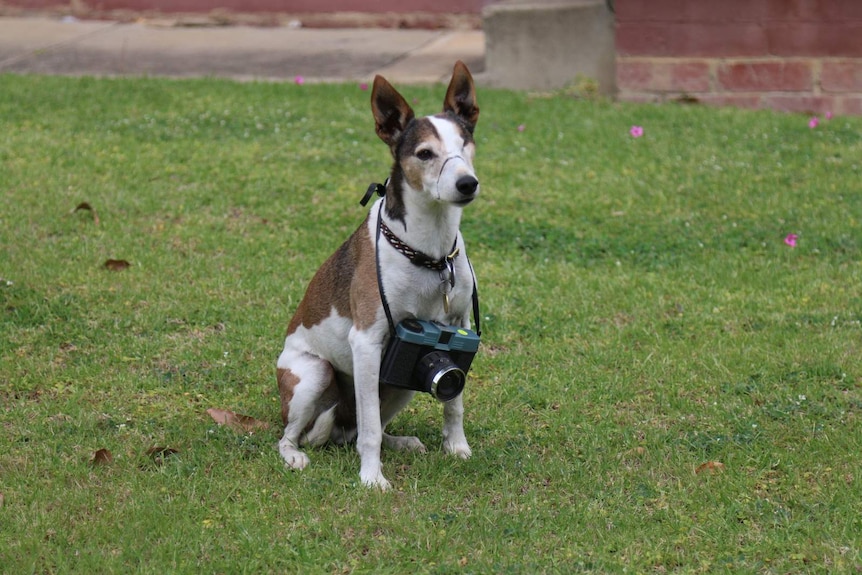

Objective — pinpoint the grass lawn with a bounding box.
[1,73,861,574]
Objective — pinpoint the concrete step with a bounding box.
[481,0,616,94]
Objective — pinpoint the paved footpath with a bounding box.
[0,16,484,84]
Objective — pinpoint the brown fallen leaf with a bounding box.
[0,492,5,508]
[91,448,113,466]
[104,259,131,271]
[206,408,271,433]
[695,461,726,474]
[73,202,100,225]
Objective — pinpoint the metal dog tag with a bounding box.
[439,269,453,314]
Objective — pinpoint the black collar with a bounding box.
[379,220,459,272]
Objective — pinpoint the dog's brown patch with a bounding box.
[287,215,380,335]
[277,367,300,425]
[396,118,440,192]
[350,223,382,331]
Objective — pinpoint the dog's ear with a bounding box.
[443,60,479,131]
[371,75,415,149]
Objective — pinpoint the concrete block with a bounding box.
[481,0,616,93]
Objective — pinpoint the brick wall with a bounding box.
[615,0,862,115]
[1,0,487,14]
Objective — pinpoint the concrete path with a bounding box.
[0,16,485,84]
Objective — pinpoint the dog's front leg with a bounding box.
[348,326,391,490]
[443,313,473,459]
[442,393,472,459]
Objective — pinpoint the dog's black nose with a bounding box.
[456,175,479,196]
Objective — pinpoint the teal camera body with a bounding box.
[379,319,480,402]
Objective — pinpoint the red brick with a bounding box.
[767,0,862,22]
[615,0,687,23]
[616,92,663,105]
[688,1,768,23]
[616,60,655,91]
[695,94,764,110]
[616,23,671,57]
[45,0,487,13]
[617,59,711,92]
[669,61,712,91]
[767,23,862,57]
[617,23,768,57]
[616,0,767,23]
[836,95,862,115]
[688,24,770,56]
[766,0,825,23]
[821,60,862,92]
[717,61,814,92]
[762,94,835,114]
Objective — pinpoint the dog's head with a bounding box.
[371,61,480,220]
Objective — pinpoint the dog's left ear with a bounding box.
[372,75,415,150]
[443,60,479,131]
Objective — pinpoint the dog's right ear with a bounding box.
[371,75,415,149]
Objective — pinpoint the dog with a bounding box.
[276,61,481,489]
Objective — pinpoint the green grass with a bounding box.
[1,73,861,574]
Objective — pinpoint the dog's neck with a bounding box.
[383,191,462,261]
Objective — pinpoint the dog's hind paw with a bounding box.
[383,433,427,453]
[443,440,472,459]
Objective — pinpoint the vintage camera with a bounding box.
[379,319,480,402]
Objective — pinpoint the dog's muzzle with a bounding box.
[438,156,479,202]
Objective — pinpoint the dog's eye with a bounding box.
[416,149,435,161]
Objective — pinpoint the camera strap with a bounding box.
[369,190,482,338]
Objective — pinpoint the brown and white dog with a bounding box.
[276,61,481,489]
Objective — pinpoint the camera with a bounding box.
[379,319,480,402]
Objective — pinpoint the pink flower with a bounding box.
[825,111,833,120]
[294,75,305,85]
[359,82,369,91]
[808,116,819,129]
[629,125,644,138]
[517,124,526,132]
[784,233,798,248]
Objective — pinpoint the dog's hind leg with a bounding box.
[381,389,426,453]
[277,351,334,470]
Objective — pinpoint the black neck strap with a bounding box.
[369,190,481,338]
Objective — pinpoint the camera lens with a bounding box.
[417,351,465,402]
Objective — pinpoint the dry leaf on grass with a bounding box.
[91,448,113,466]
[104,259,131,271]
[206,408,270,433]
[72,202,100,225]
[695,461,726,474]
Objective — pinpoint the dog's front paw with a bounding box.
[360,471,392,491]
[443,439,472,459]
[279,437,310,470]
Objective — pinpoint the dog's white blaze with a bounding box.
[278,310,354,375]
[428,115,465,154]
[427,116,477,203]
